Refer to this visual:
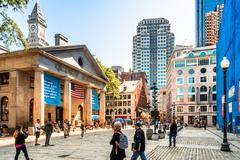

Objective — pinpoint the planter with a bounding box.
[146,128,153,140]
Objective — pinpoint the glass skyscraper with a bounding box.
[196,0,224,47]
[132,18,175,90]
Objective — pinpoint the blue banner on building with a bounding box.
[44,73,61,106]
[92,89,99,111]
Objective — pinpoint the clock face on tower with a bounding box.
[30,24,36,31]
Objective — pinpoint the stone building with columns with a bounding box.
[0,2,107,129]
[0,45,107,129]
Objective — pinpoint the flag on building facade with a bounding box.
[71,83,85,99]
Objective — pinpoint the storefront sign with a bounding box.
[92,89,99,111]
[44,74,61,106]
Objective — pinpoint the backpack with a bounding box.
[118,133,128,149]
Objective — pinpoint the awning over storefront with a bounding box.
[115,115,129,118]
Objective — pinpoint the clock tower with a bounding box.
[27,2,49,48]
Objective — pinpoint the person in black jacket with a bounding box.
[110,121,126,160]
[131,122,146,160]
[169,119,177,147]
[13,126,32,160]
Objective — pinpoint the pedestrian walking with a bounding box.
[131,122,147,160]
[13,126,32,160]
[44,119,53,146]
[203,120,207,130]
[80,120,85,138]
[35,119,41,146]
[169,119,177,147]
[110,121,126,160]
[64,119,69,138]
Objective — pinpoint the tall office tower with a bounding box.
[132,18,175,91]
[196,0,224,47]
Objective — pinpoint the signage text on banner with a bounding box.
[92,89,99,111]
[44,73,61,106]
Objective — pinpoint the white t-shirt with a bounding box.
[35,123,41,133]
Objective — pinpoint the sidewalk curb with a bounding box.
[207,128,240,151]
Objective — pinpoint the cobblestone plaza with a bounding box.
[0,127,240,160]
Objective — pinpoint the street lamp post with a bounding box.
[220,56,231,152]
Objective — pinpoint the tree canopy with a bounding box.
[96,58,120,98]
[0,0,29,49]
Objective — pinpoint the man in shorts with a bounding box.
[35,119,41,146]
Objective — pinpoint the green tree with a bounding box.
[96,58,120,98]
[0,0,29,49]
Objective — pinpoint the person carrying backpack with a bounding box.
[131,121,146,160]
[110,121,127,160]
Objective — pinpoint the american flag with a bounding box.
[71,83,85,99]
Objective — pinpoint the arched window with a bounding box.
[123,108,127,114]
[200,86,207,92]
[188,53,194,58]
[1,96,9,121]
[200,52,206,56]
[188,87,195,93]
[29,99,34,122]
[110,109,113,115]
[128,108,131,114]
[118,108,122,115]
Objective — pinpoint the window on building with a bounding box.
[177,88,184,94]
[106,96,110,100]
[188,69,194,75]
[128,95,131,99]
[188,86,195,93]
[175,60,185,68]
[176,78,184,85]
[118,108,122,114]
[200,68,207,74]
[176,95,184,102]
[188,95,195,102]
[200,106,207,112]
[200,94,208,101]
[210,57,216,64]
[114,101,117,106]
[123,108,127,114]
[200,52,206,56]
[189,106,195,112]
[123,95,127,99]
[213,67,216,72]
[118,101,122,106]
[198,59,209,65]
[213,76,216,82]
[106,109,109,115]
[123,101,127,106]
[213,105,217,111]
[128,108,131,114]
[177,70,183,75]
[200,77,207,82]
[1,96,9,121]
[188,77,195,84]
[0,73,9,85]
[128,101,131,106]
[177,106,183,112]
[186,59,197,66]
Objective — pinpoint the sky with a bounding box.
[9,0,195,70]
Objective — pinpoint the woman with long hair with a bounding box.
[109,121,126,160]
[13,126,32,160]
